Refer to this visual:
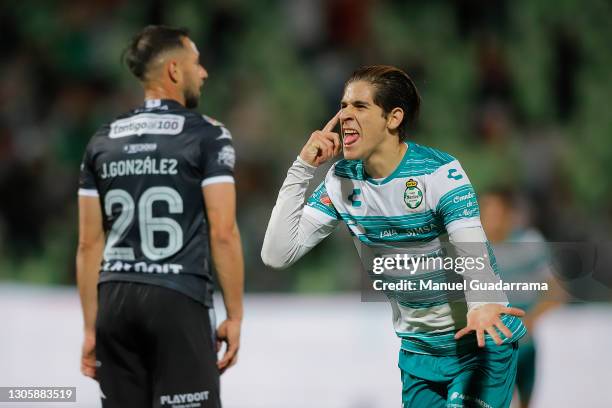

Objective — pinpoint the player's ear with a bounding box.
[167,60,182,84]
[386,107,404,132]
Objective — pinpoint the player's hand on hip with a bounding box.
[454,304,525,347]
[80,330,97,380]
[299,111,341,167]
[216,319,241,374]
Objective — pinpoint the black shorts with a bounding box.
[96,281,220,408]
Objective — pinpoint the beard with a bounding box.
[184,87,200,109]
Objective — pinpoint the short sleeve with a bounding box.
[304,181,341,223]
[429,160,481,233]
[200,125,236,187]
[78,144,99,197]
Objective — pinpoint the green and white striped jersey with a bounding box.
[303,142,526,355]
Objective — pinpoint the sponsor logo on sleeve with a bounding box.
[308,186,336,213]
[320,194,333,207]
[217,145,235,169]
[447,168,463,180]
[318,192,337,212]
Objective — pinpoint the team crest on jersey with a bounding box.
[404,179,423,209]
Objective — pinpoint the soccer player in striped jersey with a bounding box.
[262,65,526,408]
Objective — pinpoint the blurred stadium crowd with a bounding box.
[0,0,610,291]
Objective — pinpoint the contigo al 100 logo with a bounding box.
[109,114,185,138]
[403,179,423,209]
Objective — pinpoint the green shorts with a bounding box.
[399,342,519,408]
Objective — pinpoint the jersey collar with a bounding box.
[143,98,185,110]
[364,141,411,185]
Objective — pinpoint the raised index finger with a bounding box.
[322,111,340,132]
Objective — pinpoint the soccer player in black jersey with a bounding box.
[76,26,244,408]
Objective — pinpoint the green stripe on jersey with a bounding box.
[409,143,455,164]
[342,210,438,226]
[333,143,456,181]
[307,200,340,219]
[392,143,455,178]
[486,241,500,274]
[334,160,365,180]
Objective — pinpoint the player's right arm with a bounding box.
[76,143,104,380]
[261,113,342,269]
[76,196,104,379]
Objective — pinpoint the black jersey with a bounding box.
[78,99,235,307]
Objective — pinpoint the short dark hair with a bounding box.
[346,65,421,141]
[122,25,190,81]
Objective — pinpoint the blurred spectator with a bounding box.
[480,188,565,408]
[453,0,509,38]
[551,24,582,122]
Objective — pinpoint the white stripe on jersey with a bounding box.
[201,175,235,187]
[78,188,99,197]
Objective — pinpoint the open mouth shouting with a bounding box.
[343,128,360,147]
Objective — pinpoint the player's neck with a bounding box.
[144,84,185,107]
[364,140,407,179]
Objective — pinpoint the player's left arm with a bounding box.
[430,159,524,346]
[76,195,105,379]
[203,182,244,374]
[200,123,244,373]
